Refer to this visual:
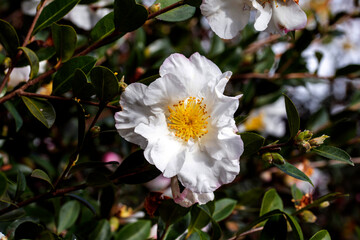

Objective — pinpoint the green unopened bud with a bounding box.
[295,130,313,143]
[299,141,312,152]
[91,126,101,138]
[301,210,317,223]
[272,153,285,165]
[320,201,330,208]
[118,75,127,93]
[262,152,273,164]
[309,135,329,147]
[149,3,161,13]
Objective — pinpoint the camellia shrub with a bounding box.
[0,0,359,239]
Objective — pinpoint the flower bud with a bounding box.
[118,75,127,93]
[320,201,330,208]
[301,210,317,223]
[90,126,101,138]
[149,3,161,14]
[309,135,329,147]
[272,153,285,165]
[295,130,313,143]
[262,152,273,164]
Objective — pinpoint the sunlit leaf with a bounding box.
[310,230,331,240]
[154,0,196,22]
[90,12,116,43]
[260,189,283,216]
[31,169,53,188]
[274,161,313,187]
[114,220,151,240]
[213,198,237,222]
[18,47,39,79]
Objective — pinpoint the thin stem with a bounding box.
[18,91,121,110]
[147,0,185,20]
[0,0,49,94]
[230,227,264,240]
[0,183,88,216]
[259,142,290,153]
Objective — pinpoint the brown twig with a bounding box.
[0,183,88,216]
[18,91,121,110]
[259,142,291,153]
[147,0,186,20]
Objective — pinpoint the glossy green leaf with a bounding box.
[15,170,26,201]
[312,145,353,166]
[291,184,303,203]
[90,66,119,102]
[31,169,53,188]
[138,74,160,86]
[197,204,222,240]
[0,208,26,222]
[18,47,39,79]
[283,213,304,240]
[110,150,161,184]
[14,221,44,239]
[188,205,211,234]
[284,94,300,139]
[4,101,23,132]
[33,0,81,34]
[237,209,283,235]
[260,189,284,216]
[114,220,151,240]
[51,23,77,62]
[310,230,331,240]
[187,229,210,240]
[240,132,265,156]
[57,200,81,233]
[0,19,20,57]
[154,0,196,22]
[86,172,111,187]
[89,219,111,240]
[0,172,8,197]
[260,215,287,240]
[71,69,96,100]
[67,193,96,215]
[295,192,348,214]
[162,213,191,240]
[90,12,115,43]
[274,161,313,187]
[213,198,237,222]
[159,199,191,225]
[52,56,96,95]
[21,96,56,128]
[114,0,148,33]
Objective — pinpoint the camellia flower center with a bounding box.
[167,97,210,141]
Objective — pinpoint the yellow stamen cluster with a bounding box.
[167,97,210,142]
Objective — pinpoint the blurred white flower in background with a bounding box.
[6,61,47,89]
[238,98,287,138]
[0,232,7,240]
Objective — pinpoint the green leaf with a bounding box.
[260,189,283,216]
[33,0,81,34]
[237,209,283,235]
[4,101,23,132]
[51,23,77,62]
[71,69,96,100]
[18,47,39,79]
[14,221,44,239]
[213,198,237,222]
[187,229,210,240]
[336,64,360,77]
[86,172,111,187]
[283,213,304,240]
[114,0,148,33]
[310,230,331,240]
[283,94,300,139]
[52,56,96,95]
[159,199,191,225]
[90,12,116,43]
[291,184,303,203]
[67,193,96,215]
[274,161,313,187]
[31,169,53,188]
[138,74,160,86]
[57,200,81,233]
[75,102,86,150]
[188,205,211,234]
[90,66,119,102]
[89,219,111,240]
[260,215,287,240]
[15,170,26,201]
[311,145,353,166]
[295,192,348,214]
[0,172,8,197]
[110,150,161,184]
[0,208,26,222]
[114,220,151,240]
[70,161,119,175]
[154,0,196,22]
[21,96,56,128]
[196,204,222,240]
[239,132,265,156]
[0,19,20,57]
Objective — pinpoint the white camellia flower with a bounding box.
[0,232,7,240]
[115,53,243,206]
[200,0,307,39]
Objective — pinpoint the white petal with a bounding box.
[271,0,307,34]
[251,1,272,31]
[171,177,214,207]
[177,148,240,193]
[135,115,186,176]
[200,0,251,39]
[114,83,152,149]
